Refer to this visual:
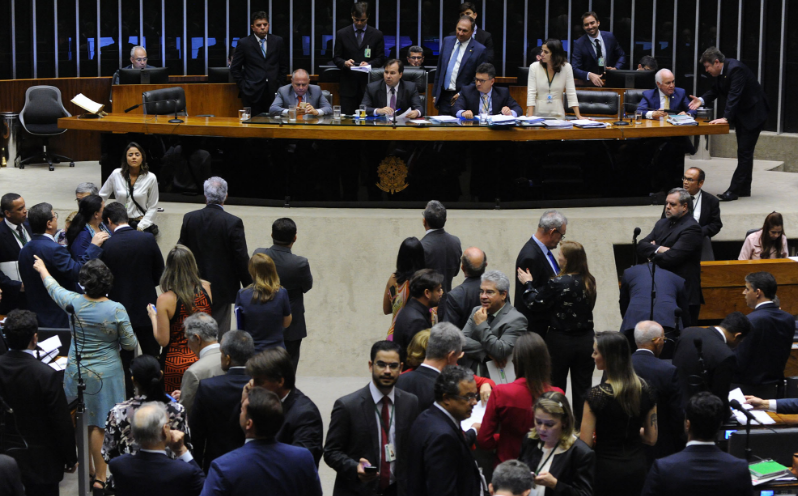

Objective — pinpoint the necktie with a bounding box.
[260,37,267,57]
[547,250,560,274]
[16,224,27,246]
[487,313,495,326]
[594,38,602,61]
[389,88,396,110]
[481,93,489,114]
[691,195,695,202]
[297,94,303,105]
[443,41,461,90]
[357,29,364,46]
[379,397,392,489]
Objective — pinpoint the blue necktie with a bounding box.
[547,250,560,274]
[260,37,267,57]
[443,41,461,90]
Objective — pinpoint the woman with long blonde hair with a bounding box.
[234,253,292,352]
[517,240,596,426]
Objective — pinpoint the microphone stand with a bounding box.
[613,93,629,126]
[125,98,184,123]
[744,413,752,463]
[649,261,657,321]
[68,308,90,496]
[633,228,640,266]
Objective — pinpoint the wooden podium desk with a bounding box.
[111,83,241,117]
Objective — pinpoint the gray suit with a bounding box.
[179,346,223,418]
[462,303,528,373]
[269,84,333,117]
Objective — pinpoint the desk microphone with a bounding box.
[633,227,641,265]
[124,99,184,124]
[729,399,760,424]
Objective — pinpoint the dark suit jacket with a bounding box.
[18,234,102,328]
[448,28,494,63]
[632,350,685,460]
[639,87,696,116]
[641,444,752,496]
[672,327,736,420]
[452,84,523,117]
[189,368,250,472]
[514,236,558,334]
[699,58,769,130]
[109,451,205,496]
[393,298,432,363]
[361,80,424,116]
[269,84,333,117]
[442,276,482,331]
[733,302,795,384]
[179,205,252,308]
[406,405,483,496]
[203,439,322,496]
[571,31,627,80]
[100,226,164,327]
[432,36,487,104]
[0,455,24,496]
[518,438,595,496]
[255,245,313,341]
[230,33,288,108]
[0,221,31,314]
[0,351,77,484]
[776,398,798,413]
[323,384,418,496]
[619,263,690,332]
[277,388,324,467]
[660,190,722,261]
[637,214,703,306]
[420,229,461,293]
[396,364,439,412]
[333,25,386,98]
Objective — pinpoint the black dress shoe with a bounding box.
[717,191,739,201]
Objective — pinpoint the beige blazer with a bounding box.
[526,61,579,118]
[179,346,224,417]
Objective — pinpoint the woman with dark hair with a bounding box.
[148,244,212,392]
[383,236,426,339]
[739,211,789,260]
[235,253,292,352]
[102,355,189,488]
[519,392,595,496]
[99,142,159,233]
[67,194,111,261]
[31,256,137,493]
[580,331,657,496]
[517,240,596,426]
[478,333,563,466]
[526,38,582,119]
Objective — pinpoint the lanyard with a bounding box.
[374,399,395,437]
[536,441,559,473]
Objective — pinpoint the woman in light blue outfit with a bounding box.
[32,256,137,493]
[67,194,111,261]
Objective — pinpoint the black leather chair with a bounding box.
[565,90,619,116]
[623,89,647,119]
[142,87,188,116]
[319,67,341,83]
[17,85,75,171]
[208,67,232,83]
[517,66,529,86]
[368,67,428,106]
[322,90,333,105]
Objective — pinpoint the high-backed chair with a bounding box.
[623,89,647,118]
[208,67,233,83]
[319,67,341,83]
[142,87,188,116]
[17,85,75,171]
[368,67,428,106]
[565,90,619,116]
[517,66,530,86]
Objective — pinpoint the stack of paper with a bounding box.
[667,115,697,126]
[461,400,486,432]
[37,335,62,364]
[50,357,68,371]
[572,119,608,129]
[350,64,372,73]
[518,116,546,123]
[488,115,518,125]
[728,388,776,425]
[428,115,459,123]
[71,93,104,114]
[541,120,573,129]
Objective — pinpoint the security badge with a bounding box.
[385,443,396,462]
[364,45,371,58]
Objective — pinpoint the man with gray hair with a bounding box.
[179,176,251,335]
[75,182,99,203]
[112,46,155,86]
[638,69,695,120]
[109,402,205,496]
[420,199,462,295]
[463,270,528,374]
[269,68,332,117]
[638,187,703,324]
[174,313,224,418]
[514,210,567,336]
[443,247,487,330]
[490,459,534,496]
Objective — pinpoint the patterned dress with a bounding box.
[163,287,211,392]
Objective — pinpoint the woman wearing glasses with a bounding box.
[739,211,789,260]
[526,39,583,119]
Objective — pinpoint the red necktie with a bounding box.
[297,95,302,105]
[380,397,392,489]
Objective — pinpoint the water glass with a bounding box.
[635,110,643,124]
[333,105,342,119]
[243,107,251,120]
[356,108,367,119]
[238,109,247,121]
[479,110,488,125]
[288,105,297,121]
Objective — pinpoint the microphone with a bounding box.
[124,99,177,113]
[0,394,13,414]
[730,399,760,424]
[66,304,75,314]
[633,227,641,238]
[633,227,641,266]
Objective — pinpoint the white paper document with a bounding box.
[71,93,104,114]
[428,115,459,123]
[486,358,516,385]
[0,261,21,282]
[408,119,428,124]
[517,116,546,123]
[350,64,372,73]
[488,115,518,124]
[49,357,68,371]
[461,399,487,432]
[728,388,775,425]
[38,335,62,355]
[571,119,608,128]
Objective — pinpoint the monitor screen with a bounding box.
[605,69,656,89]
[118,67,170,84]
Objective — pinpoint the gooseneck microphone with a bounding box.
[633,227,641,265]
[729,399,760,424]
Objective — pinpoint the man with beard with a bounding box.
[393,269,444,364]
[324,341,419,496]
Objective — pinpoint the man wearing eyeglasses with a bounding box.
[406,46,425,67]
[452,63,522,119]
[324,340,419,496]
[112,46,155,86]
[660,167,722,261]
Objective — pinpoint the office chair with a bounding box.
[17,86,75,171]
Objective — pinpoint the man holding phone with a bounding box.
[323,341,419,496]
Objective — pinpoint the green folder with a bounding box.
[749,459,791,479]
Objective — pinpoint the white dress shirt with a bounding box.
[691,191,702,223]
[198,343,220,359]
[447,38,471,91]
[532,234,559,274]
[99,169,159,230]
[587,32,607,78]
[5,218,29,249]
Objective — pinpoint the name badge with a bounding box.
[547,94,553,104]
[364,46,372,58]
[385,443,396,462]
[598,56,605,67]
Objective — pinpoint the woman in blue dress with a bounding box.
[32,256,137,493]
[66,194,111,261]
[235,253,291,352]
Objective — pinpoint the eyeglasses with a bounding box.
[50,212,59,220]
[552,228,566,239]
[374,360,401,370]
[682,176,697,183]
[408,56,423,60]
[452,392,480,402]
[474,77,491,84]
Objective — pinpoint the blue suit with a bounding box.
[733,301,795,385]
[641,444,752,496]
[571,31,627,81]
[18,234,102,328]
[638,87,696,116]
[451,84,523,118]
[109,451,205,496]
[619,263,691,333]
[432,36,487,106]
[775,398,798,413]
[200,439,321,496]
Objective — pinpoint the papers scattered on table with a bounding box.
[667,115,698,126]
[71,93,104,114]
[350,64,372,73]
[541,120,573,129]
[428,115,459,123]
[728,388,776,425]
[486,358,516,385]
[572,119,609,129]
[488,115,518,125]
[38,335,62,356]
[461,399,486,432]
[50,357,68,371]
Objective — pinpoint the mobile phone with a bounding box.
[149,303,157,314]
[363,466,378,474]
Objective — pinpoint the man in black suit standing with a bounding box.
[189,330,255,472]
[672,312,752,420]
[230,11,288,116]
[245,347,324,467]
[733,272,795,386]
[109,402,205,496]
[324,340,419,496]
[449,2,494,63]
[619,262,690,344]
[0,310,77,496]
[406,365,486,496]
[514,210,567,337]
[666,167,722,260]
[179,176,252,336]
[632,321,684,462]
[361,59,424,118]
[641,392,752,496]
[637,188,704,325]
[254,218,313,371]
[689,47,769,201]
[442,247,486,330]
[333,2,386,114]
[393,269,444,363]
[420,200,461,294]
[0,193,31,314]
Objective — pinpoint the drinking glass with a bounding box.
[238,109,247,121]
[635,110,643,124]
[243,107,251,120]
[333,105,342,119]
[288,105,297,121]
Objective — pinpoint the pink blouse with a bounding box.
[739,230,789,260]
